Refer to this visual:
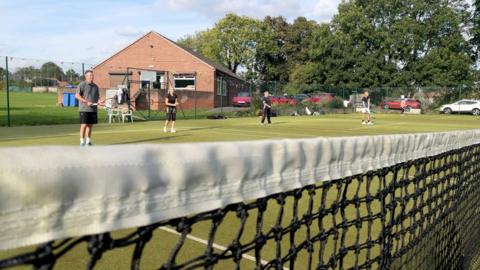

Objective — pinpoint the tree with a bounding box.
[65,69,81,83]
[254,16,290,82]
[178,13,263,79]
[211,13,262,74]
[472,0,480,58]
[40,62,65,81]
[284,17,319,65]
[305,0,474,88]
[13,66,40,82]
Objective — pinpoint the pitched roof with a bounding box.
[95,31,246,82]
[151,31,245,82]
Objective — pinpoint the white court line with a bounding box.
[159,227,290,270]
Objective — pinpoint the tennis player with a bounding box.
[361,91,372,125]
[75,70,103,146]
[164,88,178,133]
[261,90,272,125]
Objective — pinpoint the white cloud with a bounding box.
[0,0,343,63]
[164,0,302,20]
[311,0,342,22]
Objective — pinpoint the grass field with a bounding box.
[1,113,480,148]
[0,92,212,126]
[1,92,480,269]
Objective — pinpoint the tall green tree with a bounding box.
[470,0,480,59]
[304,0,474,89]
[65,69,81,83]
[178,13,262,77]
[254,16,290,82]
[40,62,65,81]
[13,66,39,81]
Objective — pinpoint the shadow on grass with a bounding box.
[116,134,190,144]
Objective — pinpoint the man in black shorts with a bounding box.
[164,88,178,133]
[75,70,103,146]
[261,90,272,125]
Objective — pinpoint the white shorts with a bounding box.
[362,108,371,114]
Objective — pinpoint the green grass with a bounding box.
[0,113,479,147]
[0,91,214,126]
[1,93,480,269]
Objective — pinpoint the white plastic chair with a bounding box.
[105,100,120,124]
[121,109,133,123]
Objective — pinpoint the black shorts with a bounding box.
[80,112,98,124]
[166,107,176,121]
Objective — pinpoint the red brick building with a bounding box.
[92,31,248,110]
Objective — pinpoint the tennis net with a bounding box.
[0,131,480,269]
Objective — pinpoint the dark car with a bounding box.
[232,92,252,106]
[380,98,421,110]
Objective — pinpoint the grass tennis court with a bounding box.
[0,113,479,148]
[1,114,479,270]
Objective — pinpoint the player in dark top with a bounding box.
[261,91,272,125]
[361,91,372,125]
[164,89,178,133]
[75,70,104,146]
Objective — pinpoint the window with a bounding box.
[223,80,227,96]
[174,74,195,90]
[217,78,227,96]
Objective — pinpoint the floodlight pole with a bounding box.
[5,56,11,127]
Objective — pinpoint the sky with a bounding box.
[0,0,342,65]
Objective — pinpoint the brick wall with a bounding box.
[93,32,215,106]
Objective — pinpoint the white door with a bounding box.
[456,101,467,112]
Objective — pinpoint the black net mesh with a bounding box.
[1,144,479,270]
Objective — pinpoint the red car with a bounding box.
[271,95,297,105]
[304,92,334,103]
[380,98,421,110]
[232,92,252,107]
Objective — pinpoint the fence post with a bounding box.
[5,56,10,127]
[194,72,197,120]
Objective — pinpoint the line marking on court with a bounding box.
[159,227,290,270]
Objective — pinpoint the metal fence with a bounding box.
[0,56,95,126]
[2,55,480,126]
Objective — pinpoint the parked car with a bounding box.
[232,92,252,107]
[439,99,480,115]
[293,93,310,102]
[304,92,334,103]
[380,98,421,110]
[271,95,298,105]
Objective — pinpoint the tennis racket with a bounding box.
[180,95,188,104]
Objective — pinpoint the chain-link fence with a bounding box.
[246,82,480,116]
[0,56,95,126]
[2,55,480,127]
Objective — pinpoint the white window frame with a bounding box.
[174,74,195,90]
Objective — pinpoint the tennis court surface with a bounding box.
[1,114,480,269]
